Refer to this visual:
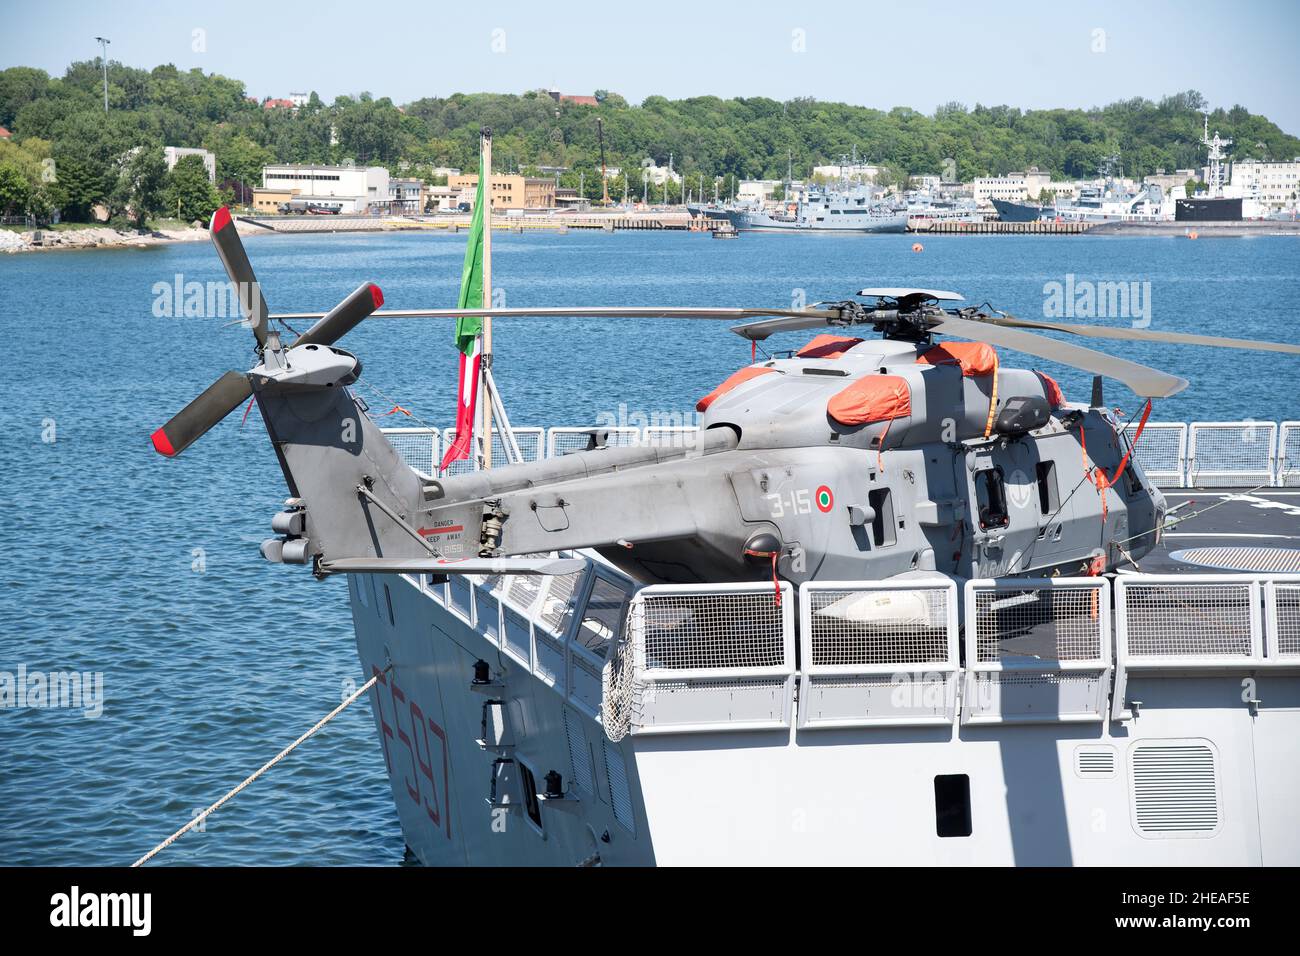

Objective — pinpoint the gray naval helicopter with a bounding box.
[154,208,1300,592]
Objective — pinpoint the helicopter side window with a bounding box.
[975,467,1010,530]
[868,487,896,547]
[1035,461,1059,515]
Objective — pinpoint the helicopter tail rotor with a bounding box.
[151,208,384,457]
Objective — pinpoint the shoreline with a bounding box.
[0,221,265,254]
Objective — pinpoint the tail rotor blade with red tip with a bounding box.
[209,206,270,348]
[151,371,253,458]
[291,282,384,348]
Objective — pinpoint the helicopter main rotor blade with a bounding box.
[976,314,1300,355]
[151,370,253,457]
[210,207,270,348]
[267,305,843,323]
[931,315,1189,398]
[291,282,385,348]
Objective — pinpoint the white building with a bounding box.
[737,179,784,201]
[261,164,390,212]
[812,163,880,182]
[972,175,1028,204]
[164,146,216,183]
[640,162,681,187]
[1231,159,1300,209]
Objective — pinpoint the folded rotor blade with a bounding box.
[931,315,1188,399]
[978,313,1300,355]
[269,305,843,324]
[291,282,384,348]
[209,207,270,348]
[151,370,253,457]
[319,556,587,576]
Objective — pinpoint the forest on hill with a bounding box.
[3,57,1298,224]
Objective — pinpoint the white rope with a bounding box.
[132,666,389,867]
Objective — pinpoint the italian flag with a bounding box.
[439,167,487,470]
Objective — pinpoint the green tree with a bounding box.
[0,161,30,216]
[112,145,167,228]
[164,153,220,222]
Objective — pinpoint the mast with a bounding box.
[479,127,494,469]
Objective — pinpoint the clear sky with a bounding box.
[3,0,1299,134]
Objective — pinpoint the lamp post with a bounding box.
[94,37,111,113]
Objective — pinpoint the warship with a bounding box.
[151,194,1300,864]
[724,185,908,233]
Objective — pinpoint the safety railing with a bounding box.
[383,420,1298,486]
[1121,422,1186,488]
[1111,573,1300,719]
[797,579,959,728]
[1279,421,1300,487]
[418,569,1300,737]
[609,582,796,736]
[962,578,1112,724]
[1187,421,1277,488]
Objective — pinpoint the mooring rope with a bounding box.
[132,664,390,867]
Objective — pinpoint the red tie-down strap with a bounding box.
[744,548,783,606]
[1080,399,1154,525]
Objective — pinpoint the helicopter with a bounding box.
[152,208,1300,590]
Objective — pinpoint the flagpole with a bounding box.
[479,127,494,470]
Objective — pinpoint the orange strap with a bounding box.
[745,549,783,606]
[1080,400,1153,525]
[981,353,1001,438]
[876,416,894,473]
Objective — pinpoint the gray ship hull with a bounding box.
[732,208,909,233]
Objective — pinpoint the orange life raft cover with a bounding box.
[696,365,776,412]
[796,334,864,359]
[916,341,998,377]
[1035,370,1066,407]
[826,374,912,426]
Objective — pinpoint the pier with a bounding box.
[240,214,731,234]
[911,219,1093,235]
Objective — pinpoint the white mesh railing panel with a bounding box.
[638,589,788,671]
[1121,422,1186,488]
[604,583,795,736]
[440,427,545,476]
[1188,422,1277,487]
[798,581,959,728]
[1267,581,1300,659]
[806,585,952,666]
[381,427,440,479]
[972,585,1105,666]
[1279,422,1300,487]
[547,426,641,458]
[1117,578,1261,663]
[963,579,1110,724]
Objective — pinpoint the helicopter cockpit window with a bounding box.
[975,467,1010,530]
[575,577,630,659]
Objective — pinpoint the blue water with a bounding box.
[1,230,1298,865]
